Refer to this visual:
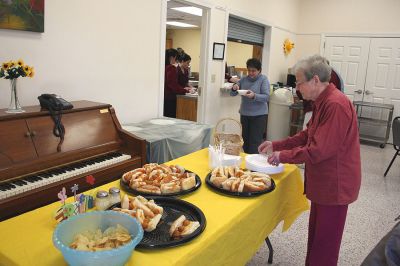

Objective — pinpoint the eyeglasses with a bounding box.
[295,80,307,87]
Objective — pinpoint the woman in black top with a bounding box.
[177,53,191,87]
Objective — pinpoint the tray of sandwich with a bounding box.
[109,195,206,249]
[120,163,201,197]
[205,166,275,197]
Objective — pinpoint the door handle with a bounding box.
[354,89,362,94]
[365,90,374,95]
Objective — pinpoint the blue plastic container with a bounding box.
[53,211,143,266]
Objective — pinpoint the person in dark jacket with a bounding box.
[177,53,191,88]
[164,49,191,118]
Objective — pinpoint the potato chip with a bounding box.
[69,224,131,251]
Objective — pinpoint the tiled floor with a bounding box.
[247,144,400,266]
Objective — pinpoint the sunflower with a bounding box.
[28,67,35,78]
[283,39,294,55]
[2,62,10,70]
[8,61,16,68]
[23,65,31,75]
[17,59,24,66]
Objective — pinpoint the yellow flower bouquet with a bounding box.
[1,59,34,113]
[0,59,34,79]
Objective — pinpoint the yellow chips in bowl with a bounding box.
[69,224,132,251]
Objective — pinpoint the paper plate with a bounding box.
[122,125,143,132]
[237,90,248,96]
[149,119,176,125]
[245,154,284,174]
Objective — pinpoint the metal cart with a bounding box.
[289,101,305,136]
[353,101,394,148]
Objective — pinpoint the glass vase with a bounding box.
[6,78,25,113]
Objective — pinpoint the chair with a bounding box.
[384,117,400,177]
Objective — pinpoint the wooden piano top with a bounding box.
[0,100,111,121]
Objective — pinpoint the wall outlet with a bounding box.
[211,74,216,83]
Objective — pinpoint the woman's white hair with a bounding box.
[294,54,332,82]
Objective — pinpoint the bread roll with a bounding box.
[145,214,162,232]
[210,174,228,187]
[169,215,186,236]
[181,221,200,236]
[181,175,196,190]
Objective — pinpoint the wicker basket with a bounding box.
[213,118,243,156]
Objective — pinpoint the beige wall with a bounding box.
[298,0,400,34]
[226,41,253,69]
[268,28,297,84]
[166,29,201,72]
[0,0,303,126]
[295,0,400,58]
[0,0,162,124]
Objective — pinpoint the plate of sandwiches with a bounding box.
[109,195,206,249]
[205,166,275,197]
[120,163,202,196]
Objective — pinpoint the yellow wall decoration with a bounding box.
[283,39,295,55]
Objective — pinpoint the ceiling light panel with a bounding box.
[171,6,202,17]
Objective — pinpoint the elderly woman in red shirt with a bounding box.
[259,55,361,266]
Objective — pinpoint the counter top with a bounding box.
[177,94,198,99]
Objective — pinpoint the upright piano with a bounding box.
[0,101,146,221]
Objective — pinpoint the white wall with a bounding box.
[166,29,201,72]
[296,0,400,58]
[0,0,301,127]
[0,0,163,124]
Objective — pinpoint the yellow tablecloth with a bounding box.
[0,149,309,266]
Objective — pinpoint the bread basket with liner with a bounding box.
[213,118,243,156]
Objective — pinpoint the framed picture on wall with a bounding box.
[213,42,225,60]
[0,0,45,32]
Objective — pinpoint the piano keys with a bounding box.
[0,101,146,221]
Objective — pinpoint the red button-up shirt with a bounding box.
[272,84,361,205]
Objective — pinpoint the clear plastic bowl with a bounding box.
[53,211,143,266]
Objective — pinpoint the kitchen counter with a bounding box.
[176,94,198,122]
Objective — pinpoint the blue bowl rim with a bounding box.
[53,211,144,255]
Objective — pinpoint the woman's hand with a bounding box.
[244,90,255,99]
[258,141,273,154]
[229,77,240,83]
[268,151,281,166]
[232,84,239,91]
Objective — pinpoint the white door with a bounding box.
[323,37,371,101]
[362,38,400,141]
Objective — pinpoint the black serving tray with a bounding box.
[205,172,275,197]
[108,197,206,249]
[120,170,201,197]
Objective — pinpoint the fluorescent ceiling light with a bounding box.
[171,6,202,16]
[166,21,198,28]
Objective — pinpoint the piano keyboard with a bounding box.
[0,152,131,200]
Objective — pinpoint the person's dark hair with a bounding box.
[246,58,262,71]
[165,48,178,65]
[176,47,185,62]
[179,53,191,63]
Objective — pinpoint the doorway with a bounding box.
[161,0,210,123]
